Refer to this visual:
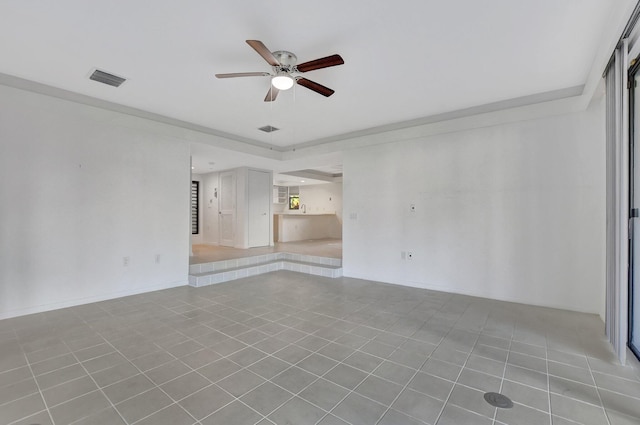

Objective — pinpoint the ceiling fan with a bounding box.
[215,40,344,102]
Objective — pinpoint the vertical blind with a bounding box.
[191,181,199,235]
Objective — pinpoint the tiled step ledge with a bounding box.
[189,252,341,275]
[189,259,343,287]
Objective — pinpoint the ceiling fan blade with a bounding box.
[296,78,335,97]
[246,40,280,66]
[296,54,344,73]
[215,72,270,79]
[264,86,279,102]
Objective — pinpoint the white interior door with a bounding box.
[219,171,236,247]
[248,170,270,247]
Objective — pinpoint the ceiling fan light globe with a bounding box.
[272,74,294,90]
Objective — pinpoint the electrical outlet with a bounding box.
[407,252,414,260]
[123,256,130,267]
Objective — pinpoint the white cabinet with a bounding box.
[273,186,288,204]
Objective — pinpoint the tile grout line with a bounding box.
[584,353,613,425]
[193,313,351,424]
[370,301,487,424]
[370,344,438,425]
[57,339,130,425]
[316,341,408,425]
[263,324,453,423]
[214,300,434,424]
[10,339,55,425]
[491,318,515,425]
[172,292,461,409]
[95,322,267,425]
[144,305,353,424]
[255,326,379,424]
[431,309,492,425]
[65,303,210,424]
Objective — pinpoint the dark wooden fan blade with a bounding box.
[264,86,279,102]
[296,78,335,97]
[215,72,270,78]
[246,40,280,66]
[296,54,344,72]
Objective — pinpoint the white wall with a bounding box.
[344,97,606,315]
[300,183,343,238]
[201,172,220,245]
[0,84,191,319]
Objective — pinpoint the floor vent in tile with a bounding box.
[484,392,513,408]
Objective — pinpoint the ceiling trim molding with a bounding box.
[0,71,287,156]
[282,93,586,160]
[285,85,585,153]
[0,72,606,165]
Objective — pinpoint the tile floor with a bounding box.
[1,271,640,425]
[190,239,342,264]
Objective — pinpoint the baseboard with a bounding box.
[341,271,601,317]
[0,279,189,320]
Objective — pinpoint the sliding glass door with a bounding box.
[629,65,640,359]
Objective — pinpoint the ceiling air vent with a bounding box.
[258,125,279,133]
[89,69,126,87]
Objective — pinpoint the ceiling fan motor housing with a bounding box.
[272,50,297,72]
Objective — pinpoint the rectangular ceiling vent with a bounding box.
[258,125,279,133]
[89,69,126,87]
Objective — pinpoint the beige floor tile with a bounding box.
[268,396,326,425]
[0,393,46,424]
[178,384,234,420]
[135,403,197,425]
[241,382,293,416]
[392,388,444,424]
[49,390,111,425]
[200,400,262,425]
[160,371,211,401]
[2,270,640,425]
[115,388,173,424]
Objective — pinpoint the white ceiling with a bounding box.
[0,1,630,172]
